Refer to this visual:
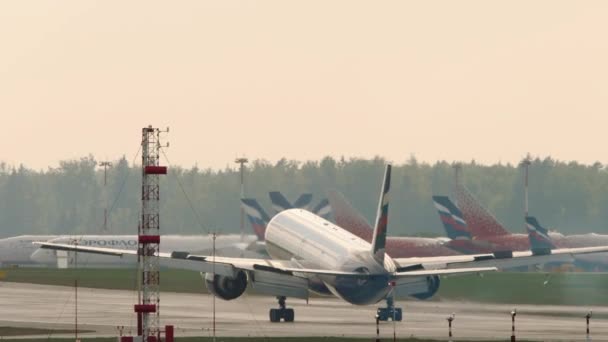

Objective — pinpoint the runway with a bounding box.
[0,282,607,341]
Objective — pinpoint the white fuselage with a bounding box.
[265,209,397,305]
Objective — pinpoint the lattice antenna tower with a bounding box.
[135,125,168,341]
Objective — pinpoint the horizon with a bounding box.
[1,153,606,172]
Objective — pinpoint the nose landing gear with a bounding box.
[376,295,402,321]
[269,296,295,322]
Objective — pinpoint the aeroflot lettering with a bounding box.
[79,240,138,247]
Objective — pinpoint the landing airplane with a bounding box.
[36,165,608,323]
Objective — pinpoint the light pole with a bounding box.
[452,162,462,201]
[586,310,592,337]
[447,313,455,341]
[99,161,112,233]
[511,308,517,342]
[519,154,531,221]
[235,157,249,240]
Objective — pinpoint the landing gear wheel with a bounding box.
[284,308,295,322]
[269,309,280,322]
[376,296,402,321]
[268,296,295,323]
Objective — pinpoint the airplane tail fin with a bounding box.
[241,198,271,241]
[455,183,511,237]
[525,216,555,250]
[312,198,332,220]
[432,196,471,240]
[269,191,314,213]
[293,194,313,210]
[328,190,374,241]
[371,164,391,265]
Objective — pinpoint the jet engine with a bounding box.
[412,275,440,300]
[205,271,248,300]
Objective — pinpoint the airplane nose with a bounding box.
[30,249,54,264]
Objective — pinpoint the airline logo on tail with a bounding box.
[241,198,271,241]
[432,196,471,240]
[371,165,391,264]
[525,216,555,250]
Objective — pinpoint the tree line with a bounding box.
[0,155,607,238]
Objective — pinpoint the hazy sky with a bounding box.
[2,1,608,170]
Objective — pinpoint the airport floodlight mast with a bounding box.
[452,162,463,204]
[100,161,112,233]
[136,126,168,341]
[519,154,532,220]
[235,157,248,240]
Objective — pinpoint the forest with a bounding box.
[0,155,606,238]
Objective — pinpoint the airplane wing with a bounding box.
[393,245,608,271]
[36,242,495,278]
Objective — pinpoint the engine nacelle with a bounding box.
[205,271,248,300]
[411,275,440,300]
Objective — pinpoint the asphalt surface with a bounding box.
[0,282,606,341]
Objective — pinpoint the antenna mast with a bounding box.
[135,125,167,341]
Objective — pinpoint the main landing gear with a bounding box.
[269,296,295,323]
[376,295,402,321]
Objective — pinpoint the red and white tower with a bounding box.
[135,126,167,341]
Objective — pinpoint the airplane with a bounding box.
[432,195,554,254]
[526,216,608,269]
[36,164,608,323]
[433,194,608,269]
[328,190,463,258]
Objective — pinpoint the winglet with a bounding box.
[241,198,271,241]
[432,196,471,240]
[525,216,555,250]
[371,164,391,264]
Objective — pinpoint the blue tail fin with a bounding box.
[269,191,293,213]
[525,216,555,250]
[371,165,391,265]
[293,194,313,210]
[241,198,271,241]
[312,198,332,220]
[432,196,471,240]
[269,192,314,213]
